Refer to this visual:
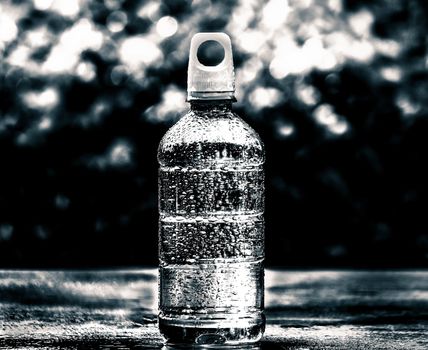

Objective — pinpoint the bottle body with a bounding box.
[158,101,265,345]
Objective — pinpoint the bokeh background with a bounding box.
[0,0,427,267]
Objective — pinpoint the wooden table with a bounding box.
[0,269,427,349]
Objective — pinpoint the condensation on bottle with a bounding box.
[158,32,265,345]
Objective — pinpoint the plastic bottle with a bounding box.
[158,32,265,346]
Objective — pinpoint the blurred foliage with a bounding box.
[0,0,427,267]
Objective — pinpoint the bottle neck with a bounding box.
[190,100,233,112]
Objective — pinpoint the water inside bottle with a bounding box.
[159,136,265,344]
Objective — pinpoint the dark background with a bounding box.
[0,0,427,267]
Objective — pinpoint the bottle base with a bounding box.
[159,312,265,346]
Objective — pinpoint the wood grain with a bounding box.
[0,270,427,349]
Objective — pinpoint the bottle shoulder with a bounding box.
[158,109,265,167]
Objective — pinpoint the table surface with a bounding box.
[0,269,427,349]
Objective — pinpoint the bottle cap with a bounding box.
[187,32,235,101]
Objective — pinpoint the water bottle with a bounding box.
[158,32,265,346]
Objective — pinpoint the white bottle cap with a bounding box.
[187,32,235,101]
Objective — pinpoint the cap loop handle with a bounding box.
[187,32,235,99]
